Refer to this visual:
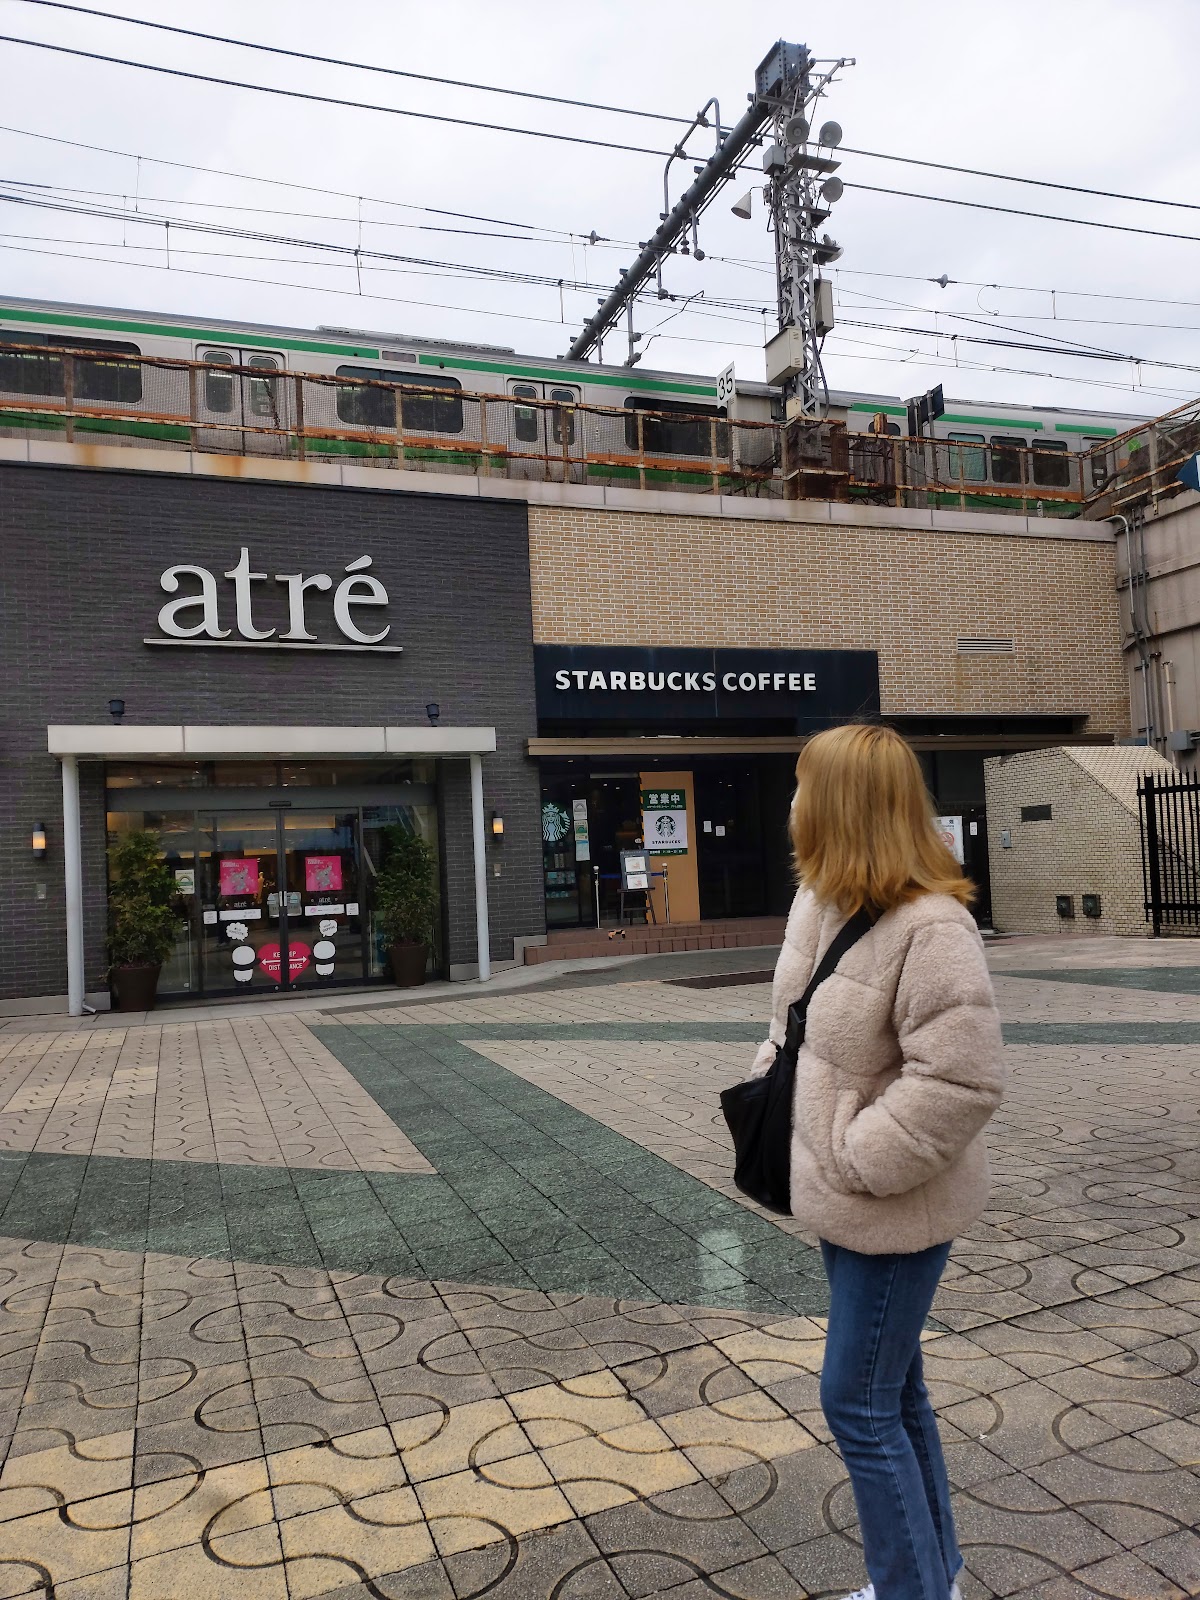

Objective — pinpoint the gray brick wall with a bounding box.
[0,462,544,1000]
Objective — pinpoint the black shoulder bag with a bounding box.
[719,907,874,1215]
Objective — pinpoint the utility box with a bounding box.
[814,277,835,336]
[765,325,805,385]
[764,289,834,384]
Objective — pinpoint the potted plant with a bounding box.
[108,830,183,1011]
[375,824,438,987]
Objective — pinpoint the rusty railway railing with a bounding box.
[1079,395,1200,522]
[0,342,1097,514]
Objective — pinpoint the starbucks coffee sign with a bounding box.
[146,547,401,653]
[535,645,879,728]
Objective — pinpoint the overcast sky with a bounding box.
[1,0,1198,420]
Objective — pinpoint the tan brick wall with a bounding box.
[528,507,1129,732]
[984,747,1170,936]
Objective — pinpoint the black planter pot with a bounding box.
[111,963,162,1012]
[388,942,429,988]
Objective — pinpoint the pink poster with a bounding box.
[258,942,311,979]
[304,855,344,893]
[219,857,260,897]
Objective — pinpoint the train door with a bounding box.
[505,379,583,482]
[194,345,290,455]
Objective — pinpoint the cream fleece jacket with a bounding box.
[751,886,1005,1254]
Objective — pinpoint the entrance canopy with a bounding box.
[48,724,497,758]
[49,723,497,1015]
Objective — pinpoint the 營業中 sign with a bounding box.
[641,788,689,856]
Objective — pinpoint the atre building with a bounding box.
[0,417,1133,1015]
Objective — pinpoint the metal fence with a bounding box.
[0,341,1093,512]
[1081,396,1200,521]
[1139,772,1200,935]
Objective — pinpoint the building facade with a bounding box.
[0,442,1133,1009]
[527,496,1128,930]
[0,459,543,1008]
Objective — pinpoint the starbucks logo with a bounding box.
[654,814,677,839]
[542,802,571,843]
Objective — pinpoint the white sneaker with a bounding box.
[839,1583,961,1600]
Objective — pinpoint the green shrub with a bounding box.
[108,830,183,969]
[375,824,438,947]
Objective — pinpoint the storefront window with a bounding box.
[104,761,442,998]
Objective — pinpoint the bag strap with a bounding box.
[783,906,875,1061]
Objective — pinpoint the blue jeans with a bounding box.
[819,1239,962,1600]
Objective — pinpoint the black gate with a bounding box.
[1139,772,1200,934]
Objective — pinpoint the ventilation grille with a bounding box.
[956,636,1015,654]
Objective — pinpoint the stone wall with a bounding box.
[984,745,1175,936]
[528,504,1129,732]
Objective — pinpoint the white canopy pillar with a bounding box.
[469,752,492,982]
[61,755,85,1017]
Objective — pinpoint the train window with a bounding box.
[623,396,725,457]
[1031,438,1071,487]
[0,331,141,403]
[946,431,986,483]
[201,349,236,414]
[245,354,280,419]
[550,387,576,446]
[512,383,539,444]
[335,365,463,434]
[990,435,1025,485]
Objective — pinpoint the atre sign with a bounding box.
[535,645,880,727]
[146,547,401,653]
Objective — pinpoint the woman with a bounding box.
[750,723,1004,1600]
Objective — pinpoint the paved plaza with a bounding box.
[0,936,1196,1598]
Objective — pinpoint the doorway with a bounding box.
[195,807,364,996]
[195,345,288,453]
[506,379,583,481]
[107,776,441,999]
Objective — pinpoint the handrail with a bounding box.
[0,340,1093,512]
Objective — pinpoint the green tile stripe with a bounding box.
[1006,967,1200,996]
[0,1024,828,1317]
[1002,1022,1200,1044]
[346,1018,1200,1045]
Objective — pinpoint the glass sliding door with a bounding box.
[105,767,443,1000]
[197,811,284,995]
[278,810,365,988]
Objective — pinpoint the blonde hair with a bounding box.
[789,723,974,914]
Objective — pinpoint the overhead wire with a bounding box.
[844,181,1200,246]
[5,122,1200,322]
[0,33,675,157]
[838,145,1200,215]
[7,0,691,125]
[4,229,1189,400]
[0,236,770,353]
[12,2,1200,222]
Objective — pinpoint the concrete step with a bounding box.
[526,918,787,965]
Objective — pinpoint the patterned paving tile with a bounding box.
[0,944,1194,1594]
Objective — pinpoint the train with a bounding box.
[0,294,1145,501]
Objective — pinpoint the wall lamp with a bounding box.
[491,812,504,839]
[108,698,126,722]
[425,702,441,727]
[31,822,47,860]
